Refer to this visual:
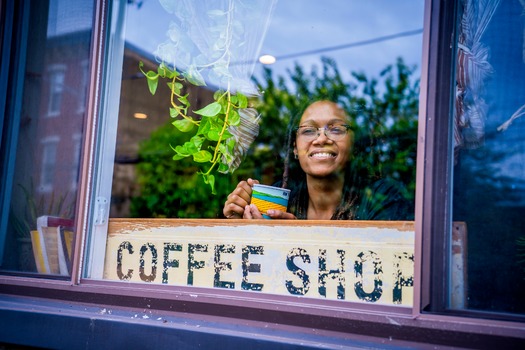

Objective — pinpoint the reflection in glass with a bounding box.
[452,0,525,315]
[111,1,423,220]
[2,0,93,275]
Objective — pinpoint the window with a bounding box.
[85,0,424,308]
[0,0,93,274]
[449,0,525,316]
[47,64,66,117]
[39,136,59,192]
[77,60,89,113]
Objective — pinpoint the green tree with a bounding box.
[130,122,235,218]
[250,56,419,201]
[131,57,419,217]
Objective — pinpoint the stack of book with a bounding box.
[30,216,75,275]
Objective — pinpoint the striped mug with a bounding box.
[251,184,291,219]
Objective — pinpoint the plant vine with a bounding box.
[139,61,248,194]
[138,0,269,194]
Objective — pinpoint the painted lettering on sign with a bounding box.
[104,222,414,306]
[110,240,413,305]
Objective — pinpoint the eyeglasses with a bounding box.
[294,124,351,141]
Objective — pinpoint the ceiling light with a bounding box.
[259,54,276,65]
[134,112,148,119]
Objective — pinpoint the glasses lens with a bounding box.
[296,125,349,140]
[298,127,318,139]
[326,125,348,140]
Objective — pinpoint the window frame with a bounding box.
[1,0,524,348]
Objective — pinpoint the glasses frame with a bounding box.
[294,124,352,141]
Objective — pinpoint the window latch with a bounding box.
[94,196,109,226]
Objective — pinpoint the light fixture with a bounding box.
[134,112,148,119]
[258,54,276,65]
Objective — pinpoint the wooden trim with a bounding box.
[415,0,458,313]
[108,218,415,233]
[71,0,108,284]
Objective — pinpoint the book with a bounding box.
[31,216,74,275]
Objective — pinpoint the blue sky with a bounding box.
[124,0,425,86]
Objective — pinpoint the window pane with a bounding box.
[109,0,423,220]
[451,0,525,315]
[87,0,424,306]
[0,0,94,275]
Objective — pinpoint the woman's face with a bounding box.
[294,101,354,179]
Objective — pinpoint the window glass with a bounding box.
[110,0,423,220]
[0,0,93,275]
[87,0,424,306]
[451,0,525,315]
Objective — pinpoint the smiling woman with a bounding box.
[223,101,412,220]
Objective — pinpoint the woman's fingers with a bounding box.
[266,209,297,220]
[223,179,260,219]
[244,204,263,219]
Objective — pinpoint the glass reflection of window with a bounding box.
[40,137,59,192]
[47,64,66,117]
[71,134,82,190]
[77,60,89,114]
[451,0,525,315]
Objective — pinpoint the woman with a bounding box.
[223,100,411,220]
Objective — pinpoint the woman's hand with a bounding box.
[243,204,297,220]
[223,178,259,219]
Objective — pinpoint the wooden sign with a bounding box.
[104,219,414,306]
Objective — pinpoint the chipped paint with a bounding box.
[104,220,414,306]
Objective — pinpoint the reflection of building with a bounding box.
[34,31,90,197]
[110,42,214,217]
[13,29,91,219]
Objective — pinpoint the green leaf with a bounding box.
[145,71,159,95]
[169,107,180,118]
[177,93,189,108]
[193,150,212,163]
[213,90,224,100]
[218,163,229,173]
[168,81,183,95]
[236,93,248,108]
[221,129,233,139]
[207,128,221,141]
[174,144,192,157]
[197,117,211,135]
[172,118,194,132]
[172,154,186,161]
[158,63,170,78]
[194,102,221,117]
[202,173,216,195]
[190,135,204,149]
[228,110,240,126]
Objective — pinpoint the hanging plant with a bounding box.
[140,61,257,194]
[139,0,275,194]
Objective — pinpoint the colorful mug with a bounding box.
[251,184,291,219]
